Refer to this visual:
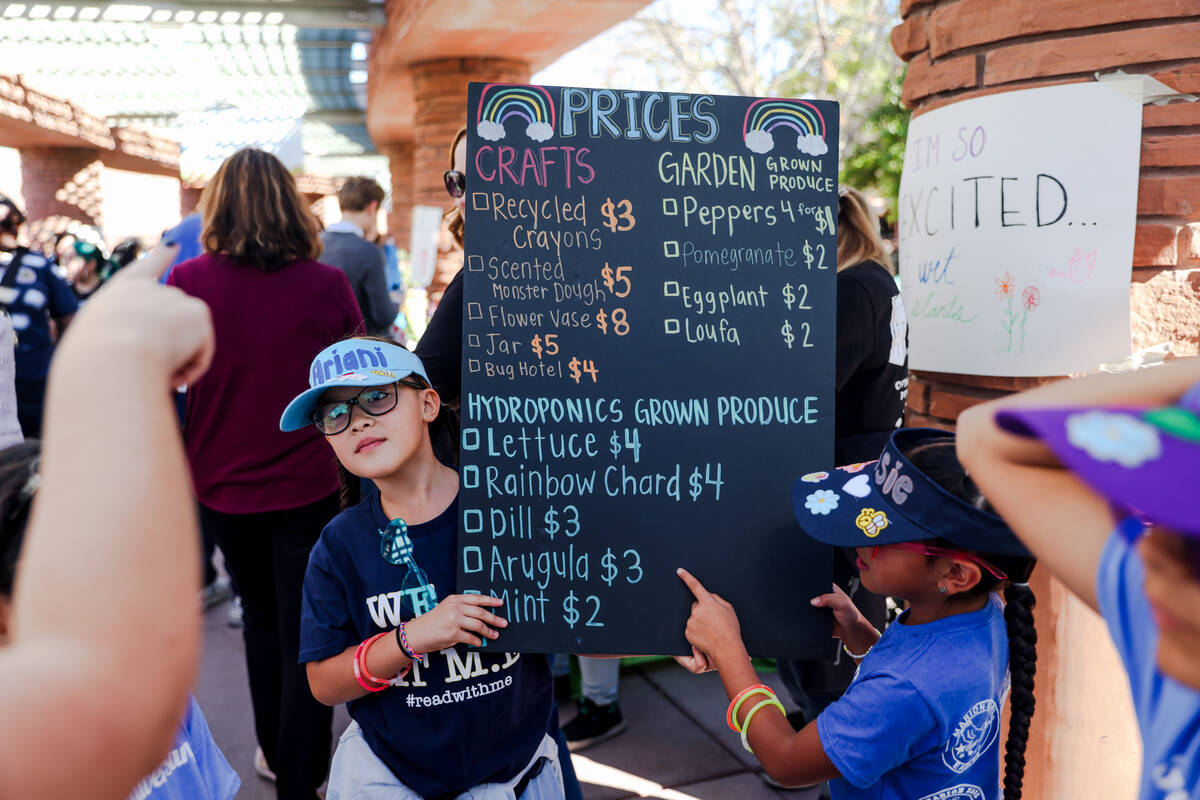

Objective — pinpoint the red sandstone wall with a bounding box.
[892,2,1200,795]
[893,0,1200,429]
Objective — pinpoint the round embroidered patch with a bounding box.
[943,699,1000,774]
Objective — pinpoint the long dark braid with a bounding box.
[1001,581,1037,800]
[907,437,1037,800]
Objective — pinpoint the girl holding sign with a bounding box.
[957,358,1200,799]
[677,429,1038,800]
[282,339,564,800]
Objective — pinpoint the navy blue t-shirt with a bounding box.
[299,493,554,798]
[0,250,78,380]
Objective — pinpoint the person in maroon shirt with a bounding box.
[168,148,363,800]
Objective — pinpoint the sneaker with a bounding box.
[227,595,243,628]
[253,747,276,782]
[563,698,627,751]
[201,577,231,610]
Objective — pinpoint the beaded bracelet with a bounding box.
[740,697,786,753]
[396,620,422,661]
[842,641,873,659]
[727,684,773,732]
[841,627,881,660]
[354,634,391,692]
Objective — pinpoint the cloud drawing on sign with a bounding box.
[477,120,506,141]
[526,121,554,142]
[797,133,829,156]
[744,130,775,154]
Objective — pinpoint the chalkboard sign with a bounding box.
[458,83,839,656]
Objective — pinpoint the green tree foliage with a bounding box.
[595,0,902,154]
[573,0,908,211]
[841,69,909,219]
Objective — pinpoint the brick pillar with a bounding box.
[180,186,202,218]
[892,1,1200,795]
[380,140,415,248]
[19,147,104,241]
[411,57,530,298]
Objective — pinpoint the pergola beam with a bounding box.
[0,0,384,28]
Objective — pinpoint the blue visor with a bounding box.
[280,339,432,432]
[792,428,1033,559]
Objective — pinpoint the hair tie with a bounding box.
[19,463,40,501]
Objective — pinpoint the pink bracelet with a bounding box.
[354,633,391,692]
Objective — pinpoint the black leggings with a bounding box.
[201,493,339,800]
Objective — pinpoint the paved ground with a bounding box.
[196,600,823,800]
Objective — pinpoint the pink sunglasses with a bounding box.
[871,542,1009,581]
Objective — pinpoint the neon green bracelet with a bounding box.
[729,687,774,732]
[740,697,786,753]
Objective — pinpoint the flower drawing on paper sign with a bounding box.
[1066,410,1163,468]
[1022,286,1040,311]
[805,489,839,515]
[995,272,1040,354]
[476,84,556,142]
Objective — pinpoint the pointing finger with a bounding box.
[116,241,179,283]
[676,568,710,600]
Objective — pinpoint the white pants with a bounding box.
[326,724,564,800]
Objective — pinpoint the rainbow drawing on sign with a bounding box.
[477,84,556,143]
[743,99,828,156]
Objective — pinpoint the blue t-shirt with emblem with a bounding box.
[817,595,1009,800]
[1098,524,1200,800]
[299,493,554,798]
[0,249,78,380]
[125,696,239,800]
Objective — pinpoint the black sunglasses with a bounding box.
[311,379,426,436]
[443,170,465,199]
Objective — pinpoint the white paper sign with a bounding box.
[409,204,444,288]
[897,81,1142,376]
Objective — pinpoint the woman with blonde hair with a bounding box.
[168,148,364,800]
[771,186,908,798]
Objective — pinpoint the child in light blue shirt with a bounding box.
[0,440,239,800]
[960,357,1200,799]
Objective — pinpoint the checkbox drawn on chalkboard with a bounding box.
[663,281,679,297]
[471,193,489,211]
[663,241,680,258]
[462,428,480,450]
[467,359,481,373]
[467,255,484,272]
[662,198,678,215]
[463,466,480,489]
[467,302,483,320]
[464,510,484,534]
[467,334,480,348]
[664,319,680,335]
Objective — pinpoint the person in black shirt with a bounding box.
[0,196,78,437]
[771,187,908,796]
[414,126,587,800]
